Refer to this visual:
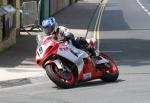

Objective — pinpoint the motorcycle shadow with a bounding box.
[77,79,125,88]
[53,79,125,89]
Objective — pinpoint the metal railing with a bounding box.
[20,1,41,35]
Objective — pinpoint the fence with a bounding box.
[20,1,40,31]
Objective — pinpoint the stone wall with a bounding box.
[0,0,19,52]
[0,29,16,52]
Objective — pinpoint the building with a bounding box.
[0,0,77,52]
[0,0,20,52]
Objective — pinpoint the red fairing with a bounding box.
[36,36,59,65]
[78,57,102,81]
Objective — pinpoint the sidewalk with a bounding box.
[0,0,101,88]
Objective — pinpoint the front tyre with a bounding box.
[100,53,119,82]
[45,63,78,89]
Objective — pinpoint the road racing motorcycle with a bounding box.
[36,36,119,89]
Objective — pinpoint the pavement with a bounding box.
[0,0,103,88]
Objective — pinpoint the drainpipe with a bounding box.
[49,0,51,16]
[39,0,45,24]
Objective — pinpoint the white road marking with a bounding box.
[144,8,148,12]
[141,5,145,9]
[102,50,123,53]
[136,0,150,16]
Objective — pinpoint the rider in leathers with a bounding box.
[37,17,97,63]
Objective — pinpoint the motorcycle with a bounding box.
[36,36,119,89]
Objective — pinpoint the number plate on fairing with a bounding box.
[83,73,91,80]
[36,41,53,59]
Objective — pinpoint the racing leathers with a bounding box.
[54,26,96,57]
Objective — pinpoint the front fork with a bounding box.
[53,59,65,70]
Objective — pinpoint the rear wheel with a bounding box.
[99,53,119,82]
[45,62,78,89]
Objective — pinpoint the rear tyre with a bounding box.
[100,53,119,82]
[45,63,78,89]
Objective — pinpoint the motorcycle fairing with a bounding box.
[57,43,88,74]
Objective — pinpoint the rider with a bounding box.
[39,17,98,63]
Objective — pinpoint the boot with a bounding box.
[86,45,98,63]
[86,45,96,57]
[86,45,103,69]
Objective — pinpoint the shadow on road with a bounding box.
[55,2,98,30]
[52,79,125,89]
[0,35,37,68]
[101,10,130,31]
[77,79,125,88]
[100,38,150,66]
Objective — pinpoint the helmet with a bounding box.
[42,17,57,35]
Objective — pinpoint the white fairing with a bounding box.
[96,56,109,64]
[57,43,88,73]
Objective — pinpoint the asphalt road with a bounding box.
[1,0,150,103]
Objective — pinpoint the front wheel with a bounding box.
[45,63,78,89]
[100,53,119,82]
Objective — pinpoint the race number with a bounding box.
[37,46,43,56]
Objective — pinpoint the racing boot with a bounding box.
[86,45,99,65]
[86,45,110,69]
